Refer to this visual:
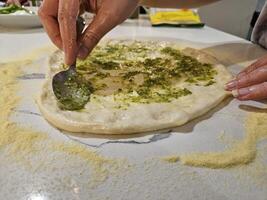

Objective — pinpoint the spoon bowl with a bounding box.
[52,17,91,110]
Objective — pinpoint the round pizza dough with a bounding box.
[37,40,232,134]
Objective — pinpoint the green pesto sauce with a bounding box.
[121,88,192,104]
[0,5,24,14]
[70,41,217,107]
[55,74,93,110]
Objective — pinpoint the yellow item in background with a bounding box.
[149,8,204,27]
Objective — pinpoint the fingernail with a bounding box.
[238,88,251,96]
[232,89,238,97]
[78,46,89,59]
[225,79,237,90]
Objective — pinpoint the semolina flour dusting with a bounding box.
[0,62,46,157]
[163,111,267,168]
[0,59,121,185]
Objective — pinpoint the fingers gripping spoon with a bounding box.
[52,17,93,111]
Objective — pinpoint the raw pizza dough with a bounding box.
[37,40,232,134]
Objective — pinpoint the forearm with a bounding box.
[139,0,221,8]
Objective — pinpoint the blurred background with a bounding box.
[0,0,262,39]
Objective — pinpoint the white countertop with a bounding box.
[0,18,267,200]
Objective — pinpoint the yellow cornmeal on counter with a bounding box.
[0,59,123,185]
[0,62,46,158]
[149,8,204,27]
[162,111,267,169]
[162,156,180,163]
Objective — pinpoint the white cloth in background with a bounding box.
[252,2,267,49]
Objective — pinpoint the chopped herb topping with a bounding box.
[57,41,218,109]
[121,88,192,104]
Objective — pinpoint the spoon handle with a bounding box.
[71,16,85,70]
[77,16,85,39]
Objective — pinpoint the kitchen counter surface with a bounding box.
[0,17,267,200]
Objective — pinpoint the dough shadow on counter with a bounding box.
[172,96,233,134]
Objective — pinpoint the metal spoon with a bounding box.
[52,17,92,111]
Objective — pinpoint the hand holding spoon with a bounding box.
[52,17,93,111]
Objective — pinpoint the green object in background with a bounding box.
[0,4,35,15]
[0,4,23,14]
[31,0,37,6]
